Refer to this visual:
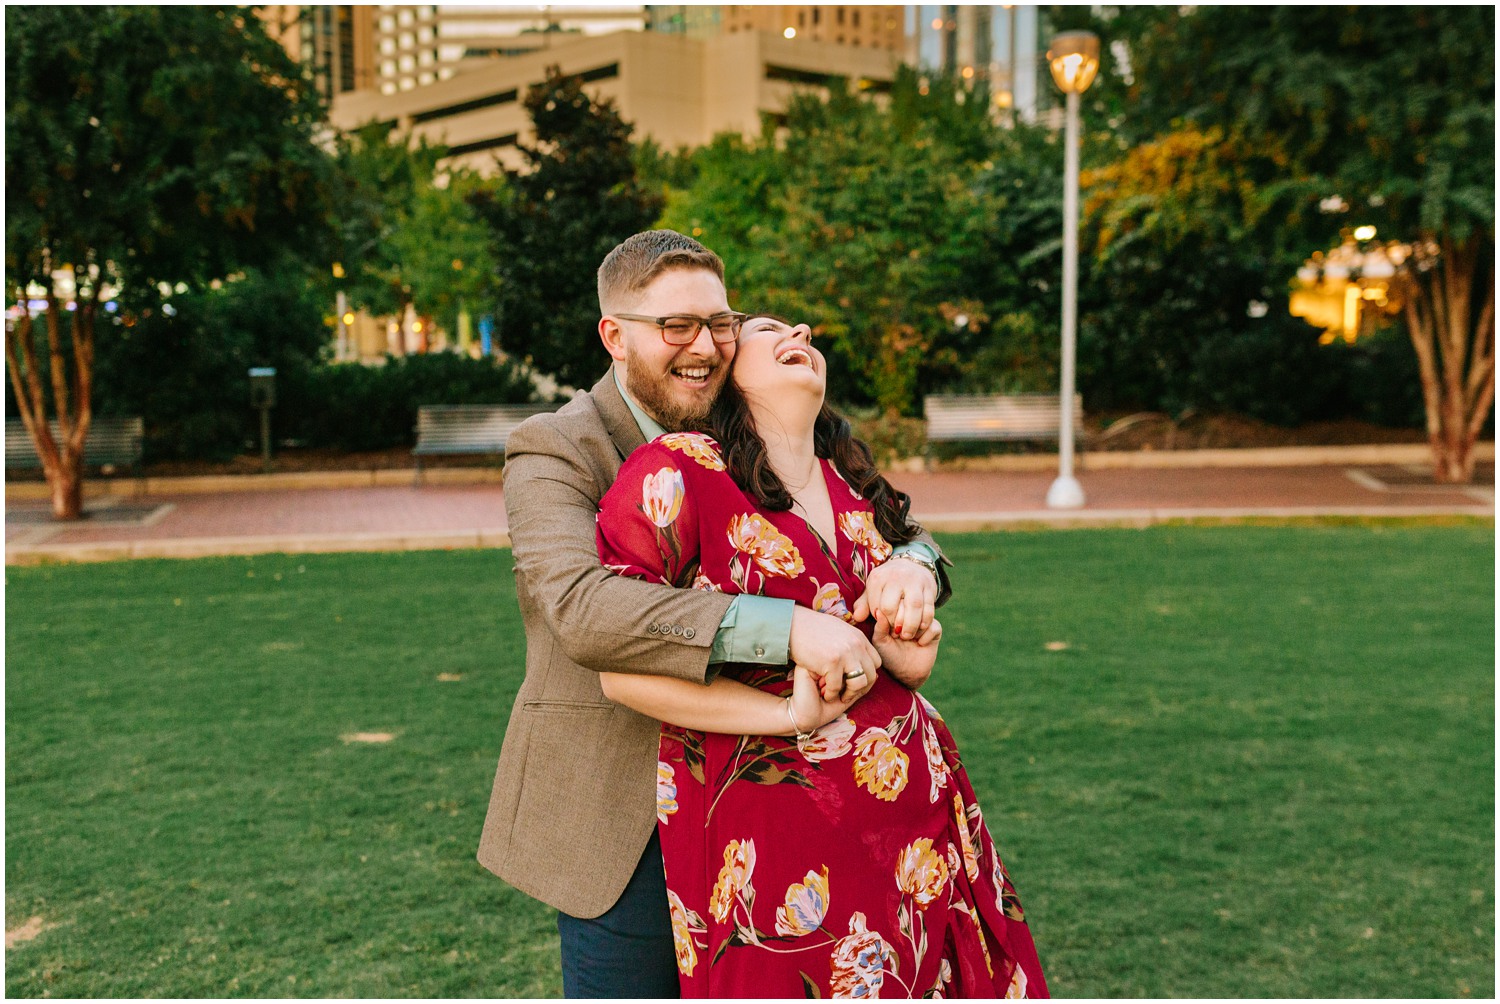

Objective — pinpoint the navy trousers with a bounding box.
[556,829,679,999]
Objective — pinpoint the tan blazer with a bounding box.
[477,372,733,919]
[477,370,951,919]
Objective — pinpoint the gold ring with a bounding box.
[844,669,866,680]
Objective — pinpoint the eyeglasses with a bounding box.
[613,311,748,345]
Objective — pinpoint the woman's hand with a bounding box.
[871,611,941,690]
[853,556,938,640]
[789,664,862,735]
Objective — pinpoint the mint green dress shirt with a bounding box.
[612,369,938,666]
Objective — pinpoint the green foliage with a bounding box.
[665,69,1002,416]
[4,6,334,297]
[471,67,662,391]
[85,271,534,461]
[330,125,498,329]
[279,352,536,453]
[90,263,330,461]
[1109,6,1495,251]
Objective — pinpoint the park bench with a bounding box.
[922,393,1084,469]
[5,416,145,476]
[411,403,560,479]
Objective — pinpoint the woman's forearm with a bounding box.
[599,671,799,736]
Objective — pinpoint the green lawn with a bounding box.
[6,525,1494,998]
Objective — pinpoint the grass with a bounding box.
[5,526,1494,998]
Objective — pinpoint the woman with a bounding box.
[595,315,1047,998]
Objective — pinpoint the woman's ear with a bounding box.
[598,316,628,362]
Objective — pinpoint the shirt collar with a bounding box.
[612,367,667,441]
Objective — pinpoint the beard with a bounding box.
[623,348,729,432]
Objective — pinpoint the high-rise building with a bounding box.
[330,28,900,175]
[648,5,904,51]
[906,4,1042,120]
[258,6,377,102]
[372,5,648,95]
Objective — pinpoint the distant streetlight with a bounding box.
[784,26,796,39]
[1044,30,1100,510]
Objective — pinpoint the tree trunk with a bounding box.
[1400,233,1495,484]
[4,283,94,520]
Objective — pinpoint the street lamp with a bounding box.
[1044,30,1100,509]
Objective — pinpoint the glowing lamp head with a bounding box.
[1047,31,1101,95]
[341,311,355,326]
[1353,225,1377,241]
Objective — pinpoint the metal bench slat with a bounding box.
[923,394,1083,443]
[6,417,144,468]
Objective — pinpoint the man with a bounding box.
[477,230,950,998]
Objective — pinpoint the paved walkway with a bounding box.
[5,449,1493,564]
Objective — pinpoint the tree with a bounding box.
[665,69,1000,417]
[331,124,498,352]
[5,6,335,517]
[470,66,662,391]
[1096,6,1495,481]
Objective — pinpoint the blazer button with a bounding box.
[647,623,659,634]
[671,624,684,636]
[754,646,766,657]
[683,627,696,640]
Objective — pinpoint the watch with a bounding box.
[890,550,939,582]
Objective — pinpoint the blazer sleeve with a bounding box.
[503,418,732,685]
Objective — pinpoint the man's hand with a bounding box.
[789,606,880,702]
[852,557,938,640]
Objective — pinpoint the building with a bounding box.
[372,5,648,94]
[649,5,904,51]
[329,28,901,174]
[257,6,377,102]
[906,4,1042,120]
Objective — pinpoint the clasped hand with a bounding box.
[787,555,942,703]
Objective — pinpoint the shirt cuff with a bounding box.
[710,594,795,665]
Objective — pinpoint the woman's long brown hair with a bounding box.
[706,380,920,547]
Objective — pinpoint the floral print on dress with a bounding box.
[924,721,952,804]
[641,467,685,527]
[838,510,894,581]
[800,714,856,763]
[775,866,831,937]
[595,437,1048,998]
[709,839,757,922]
[853,726,910,802]
[657,761,679,824]
[659,431,726,471]
[669,887,708,977]
[829,911,893,999]
[727,513,805,585]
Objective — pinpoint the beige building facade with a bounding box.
[371,4,649,95]
[258,5,378,101]
[329,28,901,174]
[649,5,904,50]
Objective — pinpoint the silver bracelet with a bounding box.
[785,697,815,746]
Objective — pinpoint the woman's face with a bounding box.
[730,315,825,409]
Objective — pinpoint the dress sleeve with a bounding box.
[597,442,703,590]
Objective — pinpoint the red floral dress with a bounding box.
[597,433,1048,999]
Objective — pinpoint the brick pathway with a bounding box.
[5,459,1493,564]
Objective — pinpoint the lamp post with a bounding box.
[1044,30,1099,509]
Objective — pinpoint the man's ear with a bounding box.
[598,316,628,362]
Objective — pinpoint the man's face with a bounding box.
[602,268,736,431]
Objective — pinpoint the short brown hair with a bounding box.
[597,229,725,313]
